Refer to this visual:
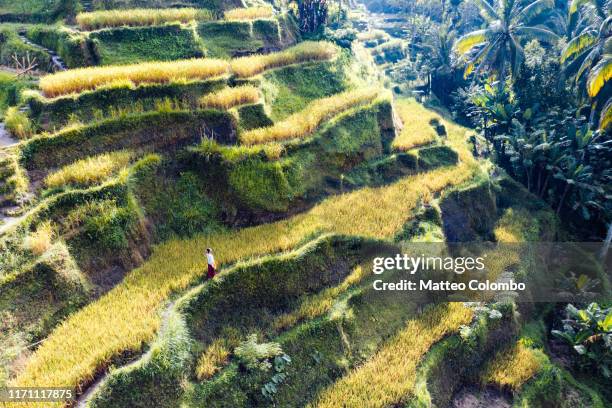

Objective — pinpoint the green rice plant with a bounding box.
[76,8,214,30]
[44,151,132,189]
[200,85,260,110]
[4,107,34,139]
[224,6,274,21]
[241,88,382,145]
[231,41,337,78]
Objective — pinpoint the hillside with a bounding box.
[0,1,610,408]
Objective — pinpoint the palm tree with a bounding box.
[560,0,611,128]
[454,0,559,79]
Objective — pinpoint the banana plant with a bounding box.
[552,303,612,378]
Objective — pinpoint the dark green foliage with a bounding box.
[417,145,458,169]
[90,24,204,65]
[132,164,222,239]
[0,73,31,116]
[0,26,51,70]
[26,25,96,67]
[198,21,263,58]
[21,109,237,170]
[26,78,226,129]
[440,180,497,242]
[82,200,133,250]
[237,104,273,130]
[552,303,612,379]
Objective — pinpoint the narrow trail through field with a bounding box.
[74,300,178,408]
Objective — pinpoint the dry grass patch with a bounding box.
[393,98,440,151]
[482,341,543,390]
[44,151,131,189]
[241,88,382,145]
[196,339,232,380]
[224,6,274,21]
[24,221,54,256]
[76,8,213,30]
[12,104,481,403]
[311,303,473,408]
[231,41,337,78]
[200,85,260,110]
[39,59,230,98]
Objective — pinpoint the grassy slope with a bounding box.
[393,98,443,151]
[10,100,483,402]
[91,24,205,65]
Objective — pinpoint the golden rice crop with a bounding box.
[482,341,543,390]
[200,85,260,110]
[311,303,473,408]
[39,59,230,98]
[224,6,274,21]
[231,41,337,78]
[241,88,381,145]
[44,151,131,189]
[12,104,480,403]
[76,8,213,30]
[392,98,440,151]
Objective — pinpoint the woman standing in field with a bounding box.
[206,248,216,279]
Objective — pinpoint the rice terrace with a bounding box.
[0,0,610,407]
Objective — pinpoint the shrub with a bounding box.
[231,41,336,78]
[200,85,259,110]
[44,151,131,189]
[235,334,283,371]
[24,221,54,256]
[241,88,381,144]
[224,6,274,21]
[4,107,34,139]
[552,303,612,378]
[196,339,231,380]
[76,8,214,30]
[39,58,230,97]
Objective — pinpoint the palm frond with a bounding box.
[561,31,597,63]
[513,26,560,44]
[473,0,500,22]
[587,56,612,97]
[515,0,555,24]
[598,97,612,130]
[575,47,601,83]
[569,0,594,16]
[454,30,488,55]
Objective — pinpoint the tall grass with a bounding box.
[39,59,230,98]
[200,85,259,110]
[44,151,131,189]
[224,6,274,21]
[12,105,481,402]
[241,88,381,145]
[76,8,214,30]
[311,303,473,407]
[231,41,337,78]
[5,107,34,139]
[392,98,440,151]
